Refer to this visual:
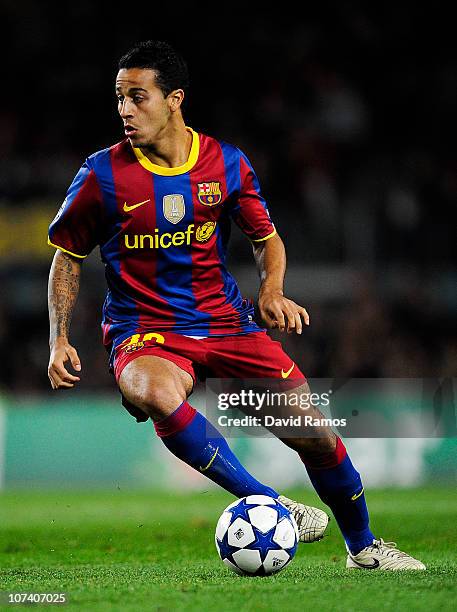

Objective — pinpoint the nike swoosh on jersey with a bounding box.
[123,198,151,212]
[199,446,219,472]
[350,557,380,569]
[281,363,295,378]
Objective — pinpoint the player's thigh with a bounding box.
[119,355,194,420]
[208,331,305,379]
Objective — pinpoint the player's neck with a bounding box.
[139,120,192,169]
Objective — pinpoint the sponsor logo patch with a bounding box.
[195,221,216,242]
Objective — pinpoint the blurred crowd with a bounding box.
[0,5,455,393]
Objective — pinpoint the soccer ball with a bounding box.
[215,495,299,576]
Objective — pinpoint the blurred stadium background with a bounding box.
[0,4,455,491]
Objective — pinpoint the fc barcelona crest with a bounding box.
[163,194,185,224]
[197,181,222,206]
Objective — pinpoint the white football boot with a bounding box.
[278,495,330,543]
[346,538,426,570]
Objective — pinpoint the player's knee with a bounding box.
[129,383,185,420]
[119,357,192,421]
[119,370,188,420]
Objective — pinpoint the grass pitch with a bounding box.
[1,487,456,611]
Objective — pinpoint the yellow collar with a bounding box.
[132,127,199,176]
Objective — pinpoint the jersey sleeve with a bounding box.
[229,151,276,242]
[48,160,103,258]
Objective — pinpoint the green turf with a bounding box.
[0,487,456,611]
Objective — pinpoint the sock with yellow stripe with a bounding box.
[154,401,279,499]
[301,437,375,554]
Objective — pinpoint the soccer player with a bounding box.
[47,41,424,570]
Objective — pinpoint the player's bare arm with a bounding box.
[48,250,82,389]
[253,233,310,334]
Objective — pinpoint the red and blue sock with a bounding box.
[154,401,279,499]
[301,437,375,554]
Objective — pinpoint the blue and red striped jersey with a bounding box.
[48,128,276,356]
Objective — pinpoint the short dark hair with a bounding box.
[118,40,189,98]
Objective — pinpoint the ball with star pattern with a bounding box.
[215,495,299,576]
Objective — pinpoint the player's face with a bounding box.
[116,68,171,147]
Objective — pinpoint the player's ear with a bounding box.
[167,89,185,112]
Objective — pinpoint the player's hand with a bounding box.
[48,339,81,389]
[258,288,310,334]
